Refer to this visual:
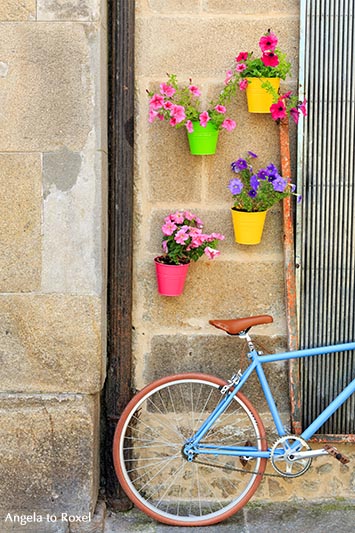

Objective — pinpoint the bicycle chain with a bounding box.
[192,457,289,478]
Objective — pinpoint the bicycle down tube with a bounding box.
[188,340,355,459]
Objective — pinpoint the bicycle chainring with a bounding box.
[270,435,312,478]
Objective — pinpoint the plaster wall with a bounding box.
[0,0,107,526]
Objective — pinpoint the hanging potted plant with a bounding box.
[155,211,224,296]
[230,30,306,119]
[148,74,237,155]
[228,151,301,245]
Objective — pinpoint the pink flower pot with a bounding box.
[154,258,190,296]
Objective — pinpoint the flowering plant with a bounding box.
[148,74,237,133]
[228,151,301,212]
[157,210,225,265]
[229,30,307,123]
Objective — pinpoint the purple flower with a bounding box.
[297,194,303,203]
[231,158,248,172]
[228,177,244,195]
[248,190,257,198]
[250,174,259,191]
[266,163,279,177]
[257,169,268,180]
[272,176,288,192]
[248,151,258,159]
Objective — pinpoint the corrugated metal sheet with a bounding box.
[297,0,355,434]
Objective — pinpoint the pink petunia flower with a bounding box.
[162,221,177,236]
[214,105,226,114]
[236,63,247,72]
[188,85,201,97]
[224,69,233,85]
[170,104,186,124]
[171,212,184,224]
[162,240,168,253]
[221,118,236,132]
[239,79,248,91]
[174,229,189,245]
[163,101,174,110]
[270,99,287,121]
[199,111,210,127]
[204,247,220,260]
[185,120,194,133]
[148,109,158,123]
[236,52,248,62]
[259,32,278,52]
[210,233,225,241]
[149,93,165,110]
[261,51,279,68]
[160,83,176,97]
[183,211,195,221]
[169,117,177,126]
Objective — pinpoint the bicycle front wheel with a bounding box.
[113,373,267,526]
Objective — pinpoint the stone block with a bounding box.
[146,118,203,202]
[204,0,299,14]
[0,393,99,517]
[148,333,289,414]
[37,0,100,21]
[137,259,287,328]
[0,295,103,394]
[0,1,35,21]
[136,17,299,78]
[0,154,42,292]
[147,0,200,12]
[0,23,92,151]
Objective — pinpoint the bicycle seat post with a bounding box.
[238,329,258,357]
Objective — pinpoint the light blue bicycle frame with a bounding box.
[185,339,355,460]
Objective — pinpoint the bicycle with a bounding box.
[112,314,355,527]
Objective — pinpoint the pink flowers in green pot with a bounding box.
[157,210,225,265]
[148,74,237,134]
[231,30,307,123]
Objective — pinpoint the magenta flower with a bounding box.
[236,63,247,72]
[160,83,176,97]
[162,221,177,236]
[163,101,173,110]
[259,32,278,52]
[221,118,236,132]
[162,240,168,253]
[149,93,165,110]
[214,105,226,114]
[236,52,248,62]
[185,120,194,133]
[170,212,184,224]
[204,247,220,260]
[169,117,177,126]
[189,85,201,97]
[199,111,210,127]
[299,99,307,116]
[290,107,300,124]
[170,104,186,124]
[270,99,287,121]
[261,51,279,67]
[239,79,248,91]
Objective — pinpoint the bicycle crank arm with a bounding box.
[287,448,334,461]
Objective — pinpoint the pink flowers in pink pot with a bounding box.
[148,73,237,135]
[157,210,225,265]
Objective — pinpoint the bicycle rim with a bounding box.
[113,373,267,526]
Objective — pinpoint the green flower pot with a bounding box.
[187,122,219,155]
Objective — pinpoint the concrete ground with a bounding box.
[104,501,355,533]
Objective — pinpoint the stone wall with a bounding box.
[134,0,355,502]
[0,0,106,527]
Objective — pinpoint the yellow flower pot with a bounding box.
[245,78,280,113]
[231,209,267,245]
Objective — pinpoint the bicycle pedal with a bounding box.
[324,444,350,465]
[240,441,253,467]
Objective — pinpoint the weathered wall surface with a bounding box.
[0,0,106,526]
[134,0,355,502]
